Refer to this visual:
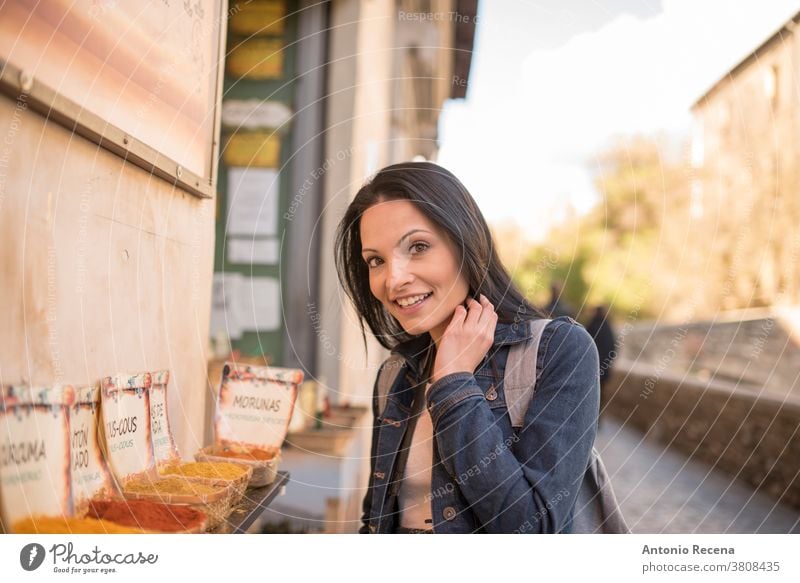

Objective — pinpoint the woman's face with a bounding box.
[360,199,470,343]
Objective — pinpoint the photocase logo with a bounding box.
[20,543,46,571]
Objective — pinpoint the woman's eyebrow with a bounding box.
[362,229,432,253]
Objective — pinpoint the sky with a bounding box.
[438,0,800,241]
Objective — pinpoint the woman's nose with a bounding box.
[386,257,413,291]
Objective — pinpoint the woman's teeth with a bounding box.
[396,293,431,307]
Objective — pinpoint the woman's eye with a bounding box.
[366,256,383,268]
[410,242,429,254]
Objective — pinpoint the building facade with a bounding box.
[691,11,800,311]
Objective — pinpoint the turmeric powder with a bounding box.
[160,462,247,480]
[124,476,224,497]
[13,515,146,534]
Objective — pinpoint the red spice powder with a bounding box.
[87,499,206,533]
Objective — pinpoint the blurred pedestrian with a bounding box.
[586,305,617,424]
[546,281,575,319]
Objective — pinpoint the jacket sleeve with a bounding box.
[427,318,600,533]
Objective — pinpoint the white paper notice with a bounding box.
[227,237,280,265]
[227,167,279,237]
[235,277,281,332]
[210,272,245,340]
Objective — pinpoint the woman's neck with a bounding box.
[429,315,451,348]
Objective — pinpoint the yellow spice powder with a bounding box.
[160,462,247,480]
[13,515,146,534]
[125,476,223,497]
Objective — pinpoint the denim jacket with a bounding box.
[359,316,600,534]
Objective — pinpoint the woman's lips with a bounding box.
[394,292,432,314]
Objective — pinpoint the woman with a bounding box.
[334,162,600,533]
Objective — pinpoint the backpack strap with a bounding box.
[504,319,551,429]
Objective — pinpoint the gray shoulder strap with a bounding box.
[504,318,551,429]
[375,354,405,417]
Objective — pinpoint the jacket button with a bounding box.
[374,471,385,479]
[485,385,498,401]
[442,506,457,521]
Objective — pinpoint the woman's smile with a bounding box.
[393,291,433,312]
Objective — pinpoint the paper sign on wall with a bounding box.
[210,272,245,341]
[221,100,292,131]
[227,237,279,265]
[100,374,155,485]
[227,167,279,237]
[0,385,74,527]
[235,277,281,331]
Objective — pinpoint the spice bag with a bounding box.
[0,384,75,527]
[100,373,156,487]
[149,370,181,468]
[70,385,117,517]
[197,363,302,487]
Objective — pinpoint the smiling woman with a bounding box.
[334,162,606,534]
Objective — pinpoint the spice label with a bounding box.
[100,374,155,483]
[70,386,116,515]
[149,371,181,467]
[215,364,302,449]
[0,385,74,526]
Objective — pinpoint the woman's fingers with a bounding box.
[464,296,483,324]
[446,303,467,334]
[462,295,496,345]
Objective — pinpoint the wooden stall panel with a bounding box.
[0,95,216,457]
[0,0,224,179]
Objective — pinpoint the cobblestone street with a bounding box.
[596,418,800,533]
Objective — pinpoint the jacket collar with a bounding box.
[390,320,535,378]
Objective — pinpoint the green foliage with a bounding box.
[513,135,690,322]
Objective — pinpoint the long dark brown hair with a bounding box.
[334,162,542,351]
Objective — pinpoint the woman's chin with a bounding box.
[399,323,427,336]
[398,318,444,338]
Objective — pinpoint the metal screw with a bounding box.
[176,165,183,179]
[123,135,130,146]
[19,70,33,93]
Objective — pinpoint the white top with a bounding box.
[397,382,434,530]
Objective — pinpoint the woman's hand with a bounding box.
[431,294,498,384]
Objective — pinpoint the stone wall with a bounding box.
[616,311,800,401]
[605,360,800,510]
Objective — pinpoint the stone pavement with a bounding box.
[595,417,800,533]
